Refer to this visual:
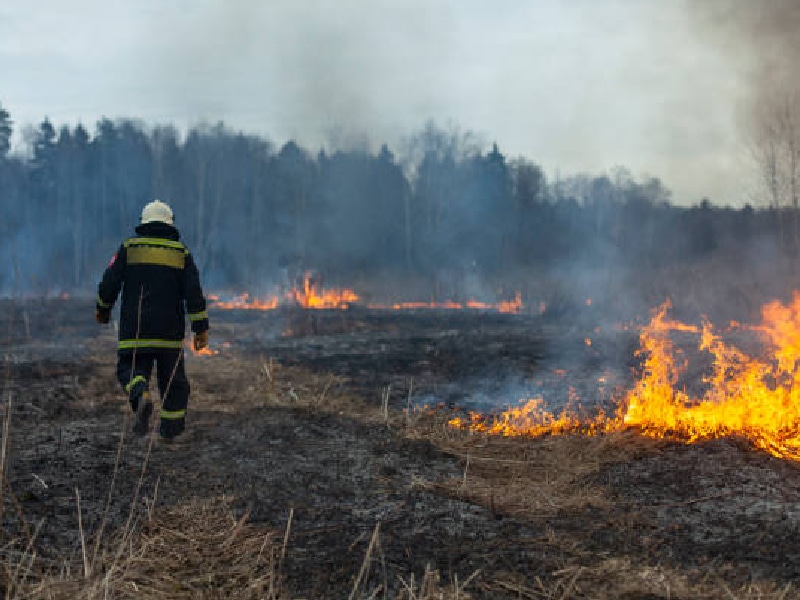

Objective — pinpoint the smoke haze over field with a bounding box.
[0,0,778,206]
[686,0,800,140]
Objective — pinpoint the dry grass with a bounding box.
[481,565,798,600]
[0,352,485,600]
[397,404,661,520]
[5,498,284,600]
[1,498,481,600]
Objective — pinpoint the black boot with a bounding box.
[130,382,153,437]
[159,417,185,442]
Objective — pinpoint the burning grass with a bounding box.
[450,292,800,463]
[208,271,524,314]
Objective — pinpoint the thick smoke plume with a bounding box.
[688,1,800,126]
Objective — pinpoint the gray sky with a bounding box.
[0,0,754,205]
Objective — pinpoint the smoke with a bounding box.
[138,0,458,152]
[685,0,800,130]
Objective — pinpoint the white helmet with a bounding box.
[141,200,174,225]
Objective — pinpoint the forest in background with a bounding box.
[0,101,792,297]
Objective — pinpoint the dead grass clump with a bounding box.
[482,559,798,600]
[417,428,664,520]
[347,523,480,600]
[186,352,372,418]
[11,499,284,600]
[395,563,479,600]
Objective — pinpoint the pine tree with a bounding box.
[0,102,12,158]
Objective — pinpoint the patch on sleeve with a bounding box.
[108,253,117,267]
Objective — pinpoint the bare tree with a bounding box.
[750,93,800,254]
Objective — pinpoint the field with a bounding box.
[2,296,800,599]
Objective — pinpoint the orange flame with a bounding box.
[209,280,523,314]
[450,293,800,461]
[186,339,219,357]
[208,272,358,311]
[368,292,523,313]
[191,346,219,356]
[449,398,612,437]
[210,292,279,310]
[623,295,800,459]
[290,274,359,309]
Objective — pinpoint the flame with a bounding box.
[465,292,523,313]
[449,397,613,437]
[211,292,279,310]
[290,274,359,309]
[368,292,523,313]
[191,345,218,356]
[185,339,219,357]
[495,292,524,314]
[623,295,800,459]
[208,272,358,311]
[209,277,523,314]
[450,293,800,462]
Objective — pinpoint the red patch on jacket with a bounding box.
[108,253,117,267]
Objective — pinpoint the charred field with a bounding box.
[2,296,800,599]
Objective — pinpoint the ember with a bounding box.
[368,292,522,313]
[451,293,800,462]
[209,293,279,310]
[191,346,219,356]
[186,340,219,356]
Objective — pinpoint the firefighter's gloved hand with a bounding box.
[95,308,110,324]
[193,330,209,351]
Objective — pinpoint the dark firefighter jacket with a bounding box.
[96,222,209,352]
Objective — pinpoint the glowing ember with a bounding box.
[192,346,218,356]
[210,293,279,310]
[450,293,800,462]
[186,340,219,357]
[368,292,524,313]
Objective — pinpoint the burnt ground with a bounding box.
[2,297,800,598]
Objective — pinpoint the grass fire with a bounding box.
[450,293,800,464]
[209,272,525,314]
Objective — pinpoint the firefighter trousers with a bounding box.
[116,349,189,438]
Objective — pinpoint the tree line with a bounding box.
[0,102,788,295]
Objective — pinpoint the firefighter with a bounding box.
[95,200,209,442]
